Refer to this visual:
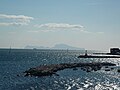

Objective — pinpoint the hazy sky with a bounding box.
[0,0,120,50]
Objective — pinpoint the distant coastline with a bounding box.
[24,44,85,50]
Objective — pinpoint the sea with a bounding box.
[0,49,120,90]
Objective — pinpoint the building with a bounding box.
[110,48,120,55]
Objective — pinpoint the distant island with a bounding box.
[24,44,85,50]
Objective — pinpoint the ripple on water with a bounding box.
[0,49,120,90]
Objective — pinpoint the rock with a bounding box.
[73,68,78,70]
[17,74,20,77]
[110,67,114,70]
[105,69,111,71]
[24,62,116,77]
[117,69,120,73]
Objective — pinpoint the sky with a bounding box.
[0,0,120,50]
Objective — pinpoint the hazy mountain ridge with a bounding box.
[25,44,84,50]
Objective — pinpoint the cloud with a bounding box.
[35,23,105,34]
[35,23,84,31]
[0,22,28,26]
[0,14,33,20]
[0,14,34,26]
[28,30,39,33]
[96,32,104,34]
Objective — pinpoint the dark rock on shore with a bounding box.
[24,62,116,77]
[118,69,120,73]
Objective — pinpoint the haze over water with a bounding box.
[0,0,120,50]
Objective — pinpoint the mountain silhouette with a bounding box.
[25,44,84,50]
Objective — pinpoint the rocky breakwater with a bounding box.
[24,62,116,77]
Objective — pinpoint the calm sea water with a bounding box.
[0,49,120,90]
